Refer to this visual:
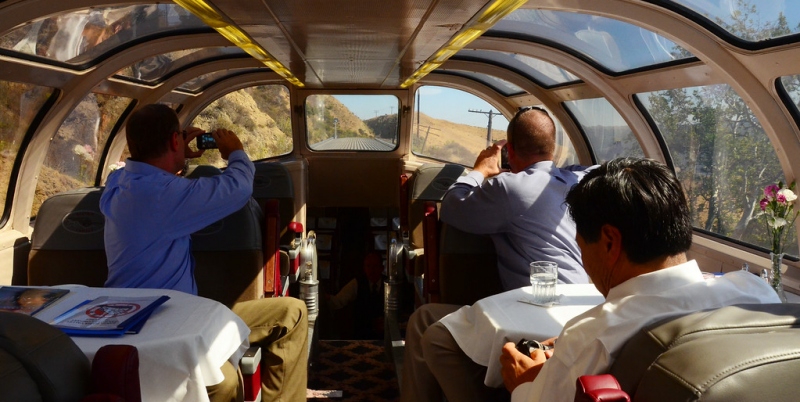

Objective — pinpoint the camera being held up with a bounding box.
[195,133,217,149]
[516,338,552,356]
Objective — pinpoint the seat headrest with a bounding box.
[253,163,294,199]
[185,165,223,178]
[411,164,467,201]
[31,187,105,251]
[0,311,90,401]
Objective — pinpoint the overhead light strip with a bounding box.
[173,0,304,87]
[400,0,526,88]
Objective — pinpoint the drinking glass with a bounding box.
[529,261,558,304]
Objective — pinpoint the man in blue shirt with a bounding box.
[440,107,591,289]
[102,104,307,402]
[402,107,595,402]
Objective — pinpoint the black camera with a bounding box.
[500,146,510,169]
[516,338,551,356]
[196,133,217,149]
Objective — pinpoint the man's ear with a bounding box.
[169,131,182,152]
[599,224,623,265]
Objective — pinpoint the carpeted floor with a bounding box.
[307,340,400,401]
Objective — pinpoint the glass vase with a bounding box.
[770,252,788,303]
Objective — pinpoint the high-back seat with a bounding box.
[187,166,265,307]
[28,187,107,287]
[437,223,502,306]
[0,311,141,402]
[402,164,467,303]
[252,162,295,243]
[578,303,800,402]
[252,162,298,296]
[404,163,502,305]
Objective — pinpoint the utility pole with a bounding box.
[468,109,501,147]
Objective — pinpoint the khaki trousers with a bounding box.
[400,303,510,402]
[208,297,308,402]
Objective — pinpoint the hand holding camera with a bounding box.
[516,338,552,357]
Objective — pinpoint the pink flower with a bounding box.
[777,193,787,203]
[760,198,769,211]
[765,184,780,199]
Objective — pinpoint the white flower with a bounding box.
[108,161,126,171]
[778,188,797,203]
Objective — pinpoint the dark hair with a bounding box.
[506,107,556,158]
[126,104,179,161]
[565,157,692,263]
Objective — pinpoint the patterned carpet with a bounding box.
[307,340,400,401]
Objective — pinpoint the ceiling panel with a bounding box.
[208,0,495,88]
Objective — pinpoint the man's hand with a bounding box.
[182,127,206,159]
[212,129,245,160]
[473,139,507,178]
[500,341,553,393]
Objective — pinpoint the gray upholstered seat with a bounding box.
[609,303,800,401]
[28,187,108,287]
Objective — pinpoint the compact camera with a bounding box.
[516,338,552,356]
[196,133,217,149]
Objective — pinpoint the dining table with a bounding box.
[33,286,250,402]
[439,283,605,387]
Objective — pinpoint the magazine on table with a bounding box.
[50,294,170,336]
[0,286,70,316]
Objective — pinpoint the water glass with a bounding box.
[529,261,558,304]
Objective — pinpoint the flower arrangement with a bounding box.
[758,181,798,302]
[759,181,798,255]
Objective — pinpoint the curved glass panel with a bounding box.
[305,95,399,152]
[780,74,800,110]
[0,4,207,66]
[0,81,54,221]
[33,93,131,217]
[669,0,800,42]
[564,98,644,163]
[437,70,525,96]
[115,47,247,84]
[455,49,580,87]
[638,85,797,257]
[412,86,507,165]
[190,85,293,167]
[492,9,693,72]
[177,68,261,93]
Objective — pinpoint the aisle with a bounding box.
[307,340,400,401]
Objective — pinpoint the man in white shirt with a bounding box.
[499,157,781,402]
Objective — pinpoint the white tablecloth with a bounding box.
[440,284,604,387]
[34,287,250,402]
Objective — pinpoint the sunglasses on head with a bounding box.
[517,105,548,116]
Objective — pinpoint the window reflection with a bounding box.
[493,9,693,72]
[33,94,131,218]
[0,4,206,66]
[454,50,580,87]
[305,95,399,152]
[190,85,293,167]
[437,70,524,96]
[177,68,261,93]
[638,85,797,257]
[563,98,643,163]
[669,0,800,43]
[0,81,53,222]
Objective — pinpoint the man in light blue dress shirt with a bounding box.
[101,104,307,402]
[441,107,593,290]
